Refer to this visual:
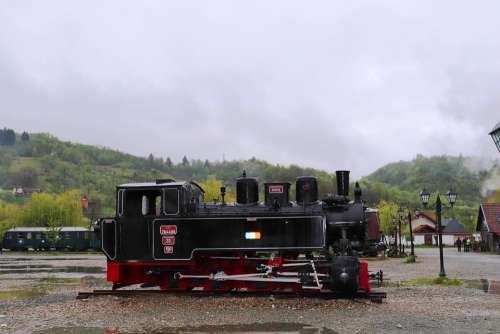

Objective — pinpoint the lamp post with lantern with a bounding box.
[489,121,500,153]
[419,188,457,277]
[391,217,398,256]
[391,215,405,257]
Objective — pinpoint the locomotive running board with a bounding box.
[76,289,386,303]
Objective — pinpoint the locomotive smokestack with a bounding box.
[336,170,350,197]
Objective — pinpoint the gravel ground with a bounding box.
[1,249,500,334]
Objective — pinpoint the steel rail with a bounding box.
[77,289,386,302]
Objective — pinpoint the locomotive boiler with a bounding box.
[95,170,377,295]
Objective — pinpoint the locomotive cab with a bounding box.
[100,181,203,262]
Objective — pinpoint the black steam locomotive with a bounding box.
[95,171,376,294]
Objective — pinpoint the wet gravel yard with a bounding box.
[1,249,500,334]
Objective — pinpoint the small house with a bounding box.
[412,212,470,246]
[476,203,500,251]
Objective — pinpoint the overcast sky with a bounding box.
[1,1,499,178]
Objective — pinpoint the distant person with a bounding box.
[465,238,471,252]
[456,238,462,253]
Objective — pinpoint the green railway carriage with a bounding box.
[2,227,100,251]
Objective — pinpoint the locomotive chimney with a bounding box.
[336,170,350,197]
[296,176,319,204]
[236,171,259,205]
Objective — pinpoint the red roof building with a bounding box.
[476,203,500,251]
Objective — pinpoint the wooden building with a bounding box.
[412,212,471,246]
[476,203,500,251]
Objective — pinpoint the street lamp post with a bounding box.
[392,217,398,256]
[419,188,457,278]
[408,211,415,256]
[489,121,500,153]
[398,207,404,255]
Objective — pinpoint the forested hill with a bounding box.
[0,129,497,223]
[360,155,499,232]
[361,155,495,206]
[0,130,337,215]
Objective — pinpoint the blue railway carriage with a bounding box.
[2,227,100,251]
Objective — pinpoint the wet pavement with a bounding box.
[464,279,500,295]
[0,265,104,276]
[0,254,106,279]
[33,323,337,334]
[3,251,500,333]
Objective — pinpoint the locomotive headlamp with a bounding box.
[245,232,261,240]
[490,121,500,153]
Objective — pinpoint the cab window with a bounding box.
[123,189,162,217]
[164,188,179,215]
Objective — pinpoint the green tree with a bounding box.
[19,191,85,227]
[21,131,30,142]
[198,176,236,203]
[46,217,62,248]
[0,128,16,145]
[147,153,154,169]
[377,201,399,235]
[0,201,20,239]
[6,167,39,188]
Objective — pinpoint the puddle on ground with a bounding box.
[34,323,338,334]
[0,256,100,262]
[0,287,47,300]
[0,265,104,275]
[464,279,500,295]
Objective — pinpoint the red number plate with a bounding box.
[160,225,177,235]
[162,236,175,246]
[269,185,284,194]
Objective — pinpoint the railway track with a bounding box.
[77,289,387,303]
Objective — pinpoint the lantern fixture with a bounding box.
[419,189,430,207]
[490,121,500,153]
[446,188,457,208]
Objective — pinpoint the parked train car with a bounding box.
[2,227,50,251]
[2,227,100,251]
[95,170,381,295]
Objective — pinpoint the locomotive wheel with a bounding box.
[329,256,359,295]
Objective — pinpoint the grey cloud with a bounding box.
[1,0,500,179]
